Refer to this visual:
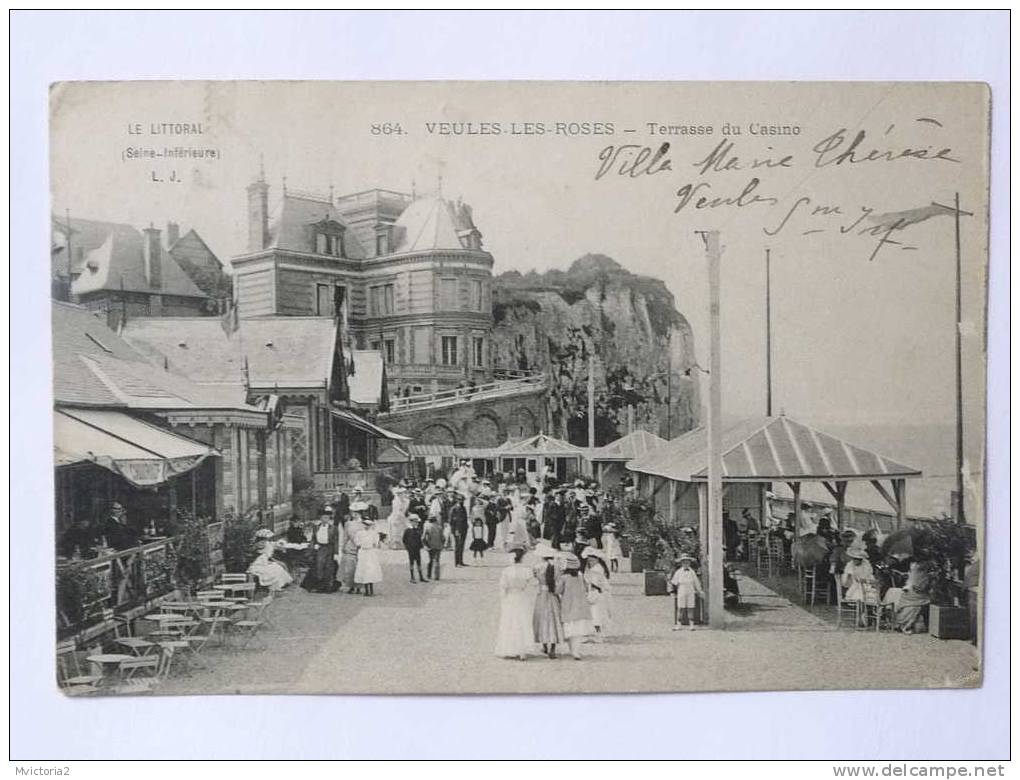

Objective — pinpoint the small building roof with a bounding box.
[121,316,339,391]
[407,443,457,458]
[626,416,922,483]
[495,433,585,459]
[590,429,668,463]
[52,302,260,413]
[56,217,208,299]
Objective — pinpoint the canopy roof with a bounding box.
[495,433,584,459]
[408,443,457,458]
[328,408,410,441]
[626,416,922,483]
[54,408,216,486]
[590,429,668,462]
[376,443,411,464]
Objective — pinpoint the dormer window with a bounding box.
[311,217,345,258]
[316,232,342,257]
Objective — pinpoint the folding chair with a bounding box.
[108,647,174,694]
[57,642,102,694]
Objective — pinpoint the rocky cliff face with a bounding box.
[491,254,700,445]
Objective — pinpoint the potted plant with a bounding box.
[919,519,975,640]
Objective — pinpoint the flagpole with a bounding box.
[954,192,965,524]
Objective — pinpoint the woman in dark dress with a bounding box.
[301,514,339,593]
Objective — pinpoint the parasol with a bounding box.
[791,533,831,568]
[880,526,924,559]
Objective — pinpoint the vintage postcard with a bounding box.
[50,81,988,695]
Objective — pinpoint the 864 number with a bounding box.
[371,123,406,136]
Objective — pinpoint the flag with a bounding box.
[220,300,239,337]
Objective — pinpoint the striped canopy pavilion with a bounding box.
[626,415,922,534]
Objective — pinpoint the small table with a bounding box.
[213,581,257,598]
[85,653,133,686]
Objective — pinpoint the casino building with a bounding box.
[229,171,546,465]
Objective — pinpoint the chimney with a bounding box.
[166,220,180,247]
[142,223,162,289]
[247,174,270,252]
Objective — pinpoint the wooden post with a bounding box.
[697,482,709,564]
[893,479,907,529]
[836,481,847,531]
[791,482,802,533]
[703,230,725,630]
[668,479,677,523]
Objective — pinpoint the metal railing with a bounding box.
[383,372,545,414]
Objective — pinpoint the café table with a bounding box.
[85,653,133,687]
[213,581,257,599]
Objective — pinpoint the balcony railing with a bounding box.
[384,372,545,415]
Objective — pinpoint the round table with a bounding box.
[86,653,133,685]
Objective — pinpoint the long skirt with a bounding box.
[355,548,383,584]
[895,592,930,631]
[563,618,595,639]
[533,591,566,644]
[249,558,293,591]
[495,591,535,658]
[302,547,338,593]
[338,550,359,589]
[589,591,612,632]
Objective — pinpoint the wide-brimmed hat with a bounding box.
[436,478,447,488]
[577,503,591,512]
[677,554,695,564]
[110,502,125,511]
[352,485,364,494]
[255,528,274,539]
[603,522,617,532]
[846,543,868,560]
[533,543,559,559]
[561,553,581,570]
[350,500,369,513]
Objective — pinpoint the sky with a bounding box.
[50,81,988,443]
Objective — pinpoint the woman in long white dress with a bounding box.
[354,518,383,596]
[247,537,294,591]
[386,486,410,549]
[583,548,612,640]
[495,543,535,660]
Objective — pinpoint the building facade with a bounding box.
[229,175,545,447]
[232,179,496,396]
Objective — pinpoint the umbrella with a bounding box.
[791,534,831,568]
[880,527,924,559]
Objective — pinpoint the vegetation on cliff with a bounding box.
[491,254,700,446]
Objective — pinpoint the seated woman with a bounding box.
[841,543,876,626]
[247,529,294,591]
[894,561,932,634]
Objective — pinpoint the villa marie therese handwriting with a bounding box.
[594,120,963,262]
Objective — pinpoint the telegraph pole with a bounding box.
[588,349,596,475]
[700,231,725,630]
[954,193,965,523]
[765,247,773,417]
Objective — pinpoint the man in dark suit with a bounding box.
[101,502,140,551]
[546,490,567,550]
[450,494,469,567]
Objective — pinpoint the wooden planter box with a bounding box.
[644,569,669,596]
[929,605,970,640]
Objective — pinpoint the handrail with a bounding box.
[384,373,545,414]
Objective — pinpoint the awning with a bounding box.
[376,443,411,464]
[54,408,217,487]
[455,447,500,459]
[329,407,411,441]
[407,443,456,458]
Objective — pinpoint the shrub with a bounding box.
[222,509,262,573]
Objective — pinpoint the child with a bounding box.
[469,515,488,560]
[402,514,427,583]
[669,555,703,630]
[423,514,445,581]
[602,522,623,573]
